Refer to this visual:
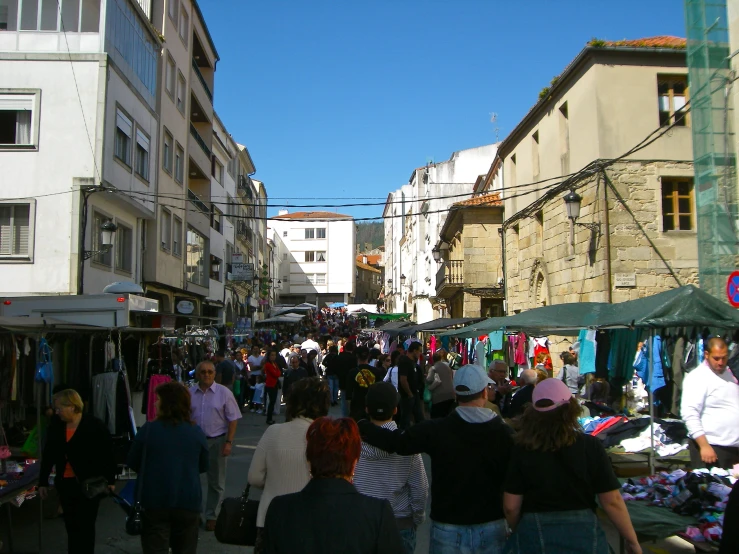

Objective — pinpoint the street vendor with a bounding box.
[681,336,739,469]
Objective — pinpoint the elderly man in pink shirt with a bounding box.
[190,360,242,531]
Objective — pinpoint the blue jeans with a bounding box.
[340,389,350,417]
[503,510,609,554]
[430,520,507,554]
[399,527,417,554]
[327,375,339,404]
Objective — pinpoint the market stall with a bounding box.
[439,285,739,551]
[0,316,168,553]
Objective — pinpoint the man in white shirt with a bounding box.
[681,336,739,469]
[247,346,265,377]
[279,341,292,364]
[300,333,320,354]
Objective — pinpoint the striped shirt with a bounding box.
[353,421,428,525]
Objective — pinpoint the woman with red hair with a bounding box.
[263,417,403,553]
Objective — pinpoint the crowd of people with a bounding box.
[37,306,739,554]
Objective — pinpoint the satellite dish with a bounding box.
[103,282,144,294]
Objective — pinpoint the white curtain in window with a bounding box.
[15,110,31,144]
[0,206,11,255]
[13,205,29,255]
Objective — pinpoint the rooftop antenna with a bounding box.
[490,112,500,142]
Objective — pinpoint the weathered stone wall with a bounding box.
[505,161,699,314]
[462,220,504,286]
[444,208,504,318]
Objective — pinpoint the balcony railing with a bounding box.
[190,123,212,158]
[191,58,213,102]
[238,175,253,199]
[436,260,464,291]
[188,189,209,214]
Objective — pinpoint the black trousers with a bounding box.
[56,477,101,554]
[430,399,456,419]
[689,439,739,470]
[399,394,424,429]
[265,386,279,421]
[141,508,200,554]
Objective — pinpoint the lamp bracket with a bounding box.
[575,221,601,233]
[83,245,112,260]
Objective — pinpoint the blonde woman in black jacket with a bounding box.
[39,389,116,554]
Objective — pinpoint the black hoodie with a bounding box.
[359,410,513,525]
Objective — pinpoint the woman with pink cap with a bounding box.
[502,378,641,554]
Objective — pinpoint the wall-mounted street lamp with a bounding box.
[432,246,441,262]
[400,274,406,286]
[83,220,117,260]
[563,190,600,255]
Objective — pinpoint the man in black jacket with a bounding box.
[397,342,424,429]
[359,364,513,554]
[349,346,381,421]
[336,341,358,418]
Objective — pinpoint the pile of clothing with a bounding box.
[621,468,736,544]
[579,415,688,455]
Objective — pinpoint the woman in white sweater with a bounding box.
[247,377,331,553]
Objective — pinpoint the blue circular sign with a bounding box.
[727,272,739,307]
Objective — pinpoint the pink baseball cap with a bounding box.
[532,378,572,412]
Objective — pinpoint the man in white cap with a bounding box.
[358,364,513,554]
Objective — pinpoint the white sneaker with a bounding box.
[250,409,256,413]
[256,410,263,414]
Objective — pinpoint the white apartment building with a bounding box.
[270,211,356,305]
[383,144,498,322]
[0,0,160,296]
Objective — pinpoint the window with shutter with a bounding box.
[161,209,172,251]
[135,128,150,181]
[173,216,182,256]
[0,204,31,258]
[115,108,132,166]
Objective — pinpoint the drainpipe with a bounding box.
[498,226,507,315]
[600,167,613,303]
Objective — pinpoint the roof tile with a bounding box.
[356,261,381,273]
[356,254,383,265]
[452,192,502,208]
[603,36,686,49]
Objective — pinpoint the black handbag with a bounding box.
[214,483,259,546]
[80,476,110,500]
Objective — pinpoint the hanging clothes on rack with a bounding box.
[92,372,121,435]
[578,329,597,375]
[146,374,172,421]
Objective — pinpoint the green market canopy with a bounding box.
[441,285,739,338]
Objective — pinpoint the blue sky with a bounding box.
[200,0,687,220]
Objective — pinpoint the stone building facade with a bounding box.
[436,193,505,318]
[476,36,698,314]
[503,161,698,313]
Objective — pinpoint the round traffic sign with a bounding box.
[727,271,739,307]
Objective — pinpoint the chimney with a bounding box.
[278,209,288,216]
[362,255,367,264]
